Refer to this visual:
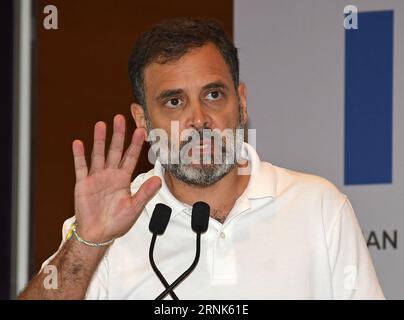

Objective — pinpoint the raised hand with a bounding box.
[72,114,161,243]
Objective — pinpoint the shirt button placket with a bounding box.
[211,226,237,285]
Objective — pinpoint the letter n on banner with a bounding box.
[344,11,394,185]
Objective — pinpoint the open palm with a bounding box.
[72,115,161,243]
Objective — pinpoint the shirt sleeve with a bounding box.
[84,253,109,300]
[40,217,110,300]
[326,198,385,299]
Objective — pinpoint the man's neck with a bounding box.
[164,165,250,223]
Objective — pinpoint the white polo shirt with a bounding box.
[49,143,384,299]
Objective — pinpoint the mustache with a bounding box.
[177,128,232,150]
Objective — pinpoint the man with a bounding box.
[19,17,384,299]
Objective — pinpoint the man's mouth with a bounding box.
[194,142,210,151]
[191,140,213,156]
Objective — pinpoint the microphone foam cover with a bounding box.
[191,201,210,233]
[149,203,172,235]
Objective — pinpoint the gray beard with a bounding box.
[145,107,244,187]
[161,136,239,187]
[164,162,236,188]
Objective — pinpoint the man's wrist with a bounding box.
[66,222,114,248]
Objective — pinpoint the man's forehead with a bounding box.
[144,43,233,93]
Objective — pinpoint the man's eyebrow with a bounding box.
[156,81,229,102]
[202,81,229,92]
[156,89,184,102]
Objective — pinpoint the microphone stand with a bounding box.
[149,233,179,300]
[155,233,201,300]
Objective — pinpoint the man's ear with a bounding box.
[130,103,148,139]
[237,83,248,126]
[131,103,146,127]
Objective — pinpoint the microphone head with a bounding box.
[149,203,172,235]
[191,201,210,233]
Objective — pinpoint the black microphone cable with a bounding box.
[155,201,210,300]
[149,203,179,300]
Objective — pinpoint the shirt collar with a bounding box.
[241,142,277,199]
[143,142,277,218]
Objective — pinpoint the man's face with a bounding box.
[136,43,247,186]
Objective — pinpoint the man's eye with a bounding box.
[205,91,223,101]
[164,98,183,108]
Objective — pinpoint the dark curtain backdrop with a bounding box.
[33,0,233,274]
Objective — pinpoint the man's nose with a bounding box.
[187,100,212,130]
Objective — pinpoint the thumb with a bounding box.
[131,176,162,213]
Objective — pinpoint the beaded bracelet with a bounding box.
[66,222,114,247]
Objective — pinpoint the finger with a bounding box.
[89,121,106,174]
[120,128,145,176]
[106,115,126,169]
[72,140,88,182]
[131,176,162,213]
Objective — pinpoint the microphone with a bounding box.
[191,201,210,234]
[149,203,178,300]
[155,201,210,300]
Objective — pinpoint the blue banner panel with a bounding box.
[345,11,393,185]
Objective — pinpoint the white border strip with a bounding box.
[15,0,32,294]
